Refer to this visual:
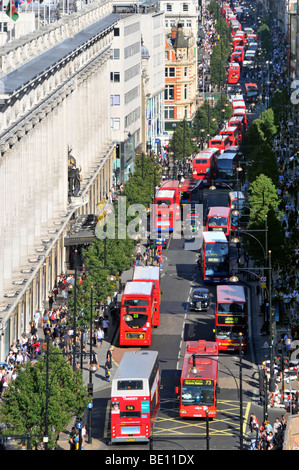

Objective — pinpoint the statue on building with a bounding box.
[68,146,81,199]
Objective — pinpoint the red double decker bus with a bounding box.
[110,350,160,443]
[208,134,231,153]
[119,281,154,346]
[228,63,240,84]
[152,180,181,233]
[215,285,247,352]
[132,266,161,328]
[176,340,219,418]
[201,231,229,283]
[206,206,231,237]
[219,125,240,146]
[192,148,219,184]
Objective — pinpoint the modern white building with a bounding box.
[110,12,142,182]
[110,3,165,182]
[140,9,165,155]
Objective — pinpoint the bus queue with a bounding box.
[111,0,257,442]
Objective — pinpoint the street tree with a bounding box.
[0,346,88,449]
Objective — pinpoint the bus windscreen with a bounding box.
[182,380,214,406]
[208,216,228,226]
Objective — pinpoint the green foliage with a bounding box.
[0,347,88,449]
[123,153,161,205]
[248,174,281,224]
[239,176,287,268]
[168,119,196,159]
[208,2,231,88]
[243,108,278,184]
[257,23,272,58]
[193,97,232,141]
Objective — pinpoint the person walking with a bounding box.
[88,350,99,371]
[96,327,104,348]
[106,347,112,370]
[48,292,54,310]
[105,361,111,382]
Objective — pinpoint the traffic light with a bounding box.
[88,383,93,398]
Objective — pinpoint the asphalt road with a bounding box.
[90,187,272,452]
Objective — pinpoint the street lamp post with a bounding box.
[230,250,275,393]
[72,264,116,371]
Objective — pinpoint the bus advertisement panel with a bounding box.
[133,266,161,328]
[206,206,231,237]
[176,340,219,418]
[120,281,154,346]
[215,285,247,352]
[192,148,220,184]
[201,231,229,283]
[111,350,160,443]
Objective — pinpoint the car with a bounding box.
[189,288,211,311]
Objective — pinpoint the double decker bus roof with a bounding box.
[179,178,202,192]
[113,350,159,381]
[216,285,246,303]
[217,152,238,160]
[159,180,180,190]
[123,281,153,296]
[208,206,230,217]
[202,231,227,243]
[155,189,175,198]
[182,341,218,380]
[228,191,246,200]
[210,134,229,142]
[133,266,160,281]
[223,145,239,153]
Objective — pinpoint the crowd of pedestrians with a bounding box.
[0,270,117,397]
[248,414,287,450]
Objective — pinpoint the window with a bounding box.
[111,95,120,106]
[186,20,191,27]
[166,3,172,11]
[165,106,175,119]
[165,85,174,100]
[114,27,120,36]
[184,84,188,100]
[112,49,120,59]
[110,72,120,82]
[184,67,188,77]
[183,3,188,11]
[165,20,169,27]
[111,118,120,130]
[165,67,175,77]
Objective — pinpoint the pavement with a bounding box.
[36,294,131,450]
